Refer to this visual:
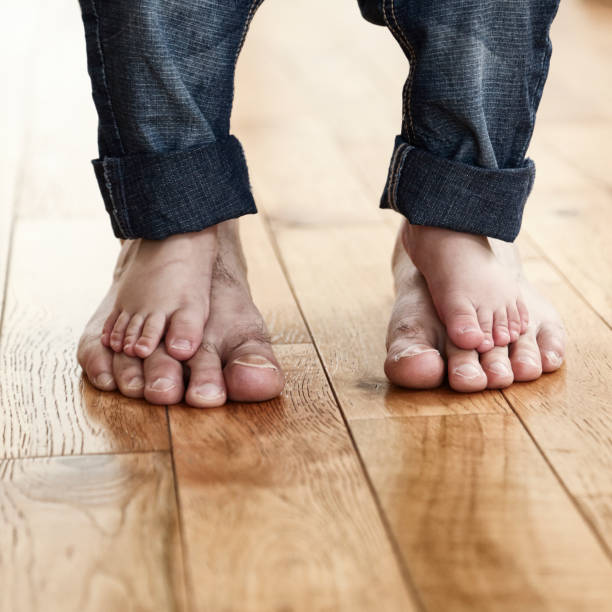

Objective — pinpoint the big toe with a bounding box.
[224,345,284,403]
[165,307,206,360]
[443,298,485,350]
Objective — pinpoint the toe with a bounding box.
[184,343,226,408]
[507,305,521,342]
[143,344,185,405]
[123,313,145,357]
[165,307,206,360]
[509,329,542,381]
[134,312,167,358]
[446,340,488,392]
[476,309,494,353]
[109,310,131,352]
[443,297,484,350]
[223,343,284,403]
[112,352,145,398]
[517,298,530,333]
[479,346,514,389]
[537,322,566,373]
[385,316,444,389]
[492,308,511,346]
[102,308,120,347]
[77,335,116,392]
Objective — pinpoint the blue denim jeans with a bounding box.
[79,0,558,242]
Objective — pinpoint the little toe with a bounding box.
[507,305,522,342]
[537,323,566,373]
[476,309,494,353]
[223,343,284,403]
[185,343,226,408]
[77,335,116,392]
[385,316,444,388]
[165,307,206,360]
[446,340,488,392]
[444,299,484,350]
[479,346,514,389]
[134,312,167,358]
[112,351,145,398]
[509,330,542,381]
[109,311,131,352]
[517,298,530,333]
[102,308,120,347]
[143,344,185,405]
[492,308,511,346]
[123,314,145,356]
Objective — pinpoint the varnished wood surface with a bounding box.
[1,0,611,610]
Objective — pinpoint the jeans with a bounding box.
[79,0,559,242]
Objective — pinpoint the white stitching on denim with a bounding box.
[382,0,417,143]
[102,159,127,237]
[91,0,125,156]
[391,144,411,211]
[387,144,405,210]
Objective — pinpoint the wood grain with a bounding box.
[170,344,417,612]
[0,220,170,459]
[0,452,187,612]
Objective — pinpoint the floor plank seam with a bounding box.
[0,447,172,463]
[258,206,427,612]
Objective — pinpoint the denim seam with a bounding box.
[101,160,127,237]
[90,0,125,156]
[382,0,417,143]
[390,143,411,211]
[386,143,404,209]
[235,0,264,61]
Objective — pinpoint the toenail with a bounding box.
[170,339,192,351]
[517,355,539,367]
[488,361,511,376]
[459,327,480,334]
[232,354,278,370]
[94,373,114,388]
[393,345,440,362]
[126,376,144,390]
[453,363,482,379]
[545,351,563,366]
[194,383,224,401]
[149,377,176,392]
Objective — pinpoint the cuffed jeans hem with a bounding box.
[380,136,535,242]
[92,135,257,240]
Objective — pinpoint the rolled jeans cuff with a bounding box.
[381,136,536,242]
[92,135,257,240]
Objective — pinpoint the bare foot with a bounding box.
[402,221,529,353]
[385,228,565,391]
[78,220,284,406]
[101,227,217,361]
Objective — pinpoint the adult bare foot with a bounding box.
[101,227,217,361]
[78,219,284,406]
[385,228,565,392]
[402,221,529,353]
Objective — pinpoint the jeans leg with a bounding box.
[359,0,559,241]
[78,0,263,240]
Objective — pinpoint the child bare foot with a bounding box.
[402,221,530,353]
[101,227,217,362]
[77,220,284,406]
[385,228,565,391]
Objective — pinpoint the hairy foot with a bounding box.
[402,221,529,352]
[78,220,284,406]
[101,227,217,361]
[386,228,565,391]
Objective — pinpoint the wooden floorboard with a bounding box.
[0,452,187,612]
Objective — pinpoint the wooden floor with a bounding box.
[1,1,612,610]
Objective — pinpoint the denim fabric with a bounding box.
[78,0,261,240]
[359,0,559,241]
[80,0,558,242]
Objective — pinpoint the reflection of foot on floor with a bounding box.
[402,220,530,352]
[77,219,285,407]
[385,225,566,392]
